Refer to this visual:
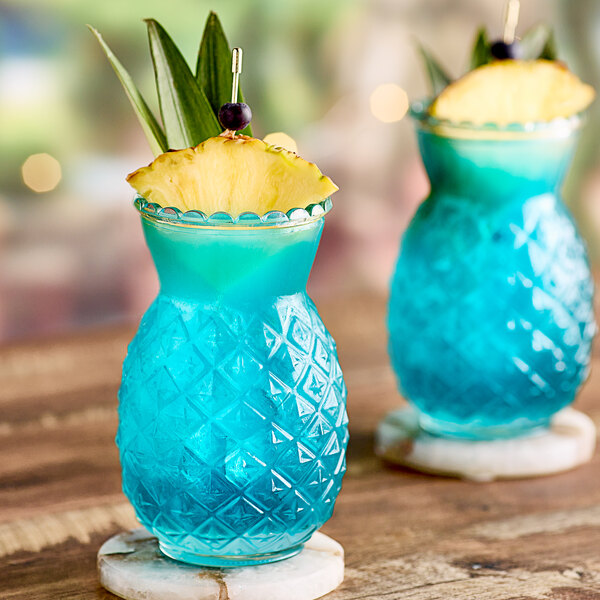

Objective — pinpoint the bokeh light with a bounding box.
[263,132,298,153]
[369,84,409,123]
[21,153,62,193]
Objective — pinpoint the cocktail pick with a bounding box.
[231,47,242,102]
[491,0,522,60]
[218,47,253,134]
[503,0,520,44]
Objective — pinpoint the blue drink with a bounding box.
[388,105,595,439]
[118,199,348,566]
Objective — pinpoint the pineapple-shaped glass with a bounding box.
[91,16,347,566]
[388,103,595,439]
[118,199,348,566]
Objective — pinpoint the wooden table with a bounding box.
[2,294,599,599]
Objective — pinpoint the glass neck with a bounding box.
[417,127,579,202]
[141,217,324,304]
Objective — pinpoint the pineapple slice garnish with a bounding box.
[127,135,338,216]
[430,60,595,126]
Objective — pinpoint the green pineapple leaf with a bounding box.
[88,25,168,156]
[416,43,452,96]
[145,18,221,149]
[196,12,252,137]
[196,12,231,114]
[520,23,556,60]
[539,29,558,61]
[470,27,492,70]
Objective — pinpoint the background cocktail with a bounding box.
[388,27,596,439]
[389,111,595,439]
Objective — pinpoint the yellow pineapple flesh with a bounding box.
[430,60,595,126]
[126,135,338,215]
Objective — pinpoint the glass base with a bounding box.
[100,529,344,600]
[418,412,552,441]
[158,541,305,567]
[376,407,596,481]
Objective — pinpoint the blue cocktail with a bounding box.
[118,199,348,566]
[388,104,595,440]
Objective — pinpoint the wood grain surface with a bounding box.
[1,294,599,599]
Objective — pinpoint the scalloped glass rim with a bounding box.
[134,195,333,228]
[410,99,584,137]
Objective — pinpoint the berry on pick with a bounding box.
[219,48,252,133]
[490,40,522,60]
[492,0,522,60]
[218,102,252,131]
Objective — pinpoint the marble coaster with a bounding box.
[375,407,596,482]
[98,528,344,600]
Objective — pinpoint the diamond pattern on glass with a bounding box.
[119,294,348,558]
[389,193,595,437]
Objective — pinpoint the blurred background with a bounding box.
[1,0,599,341]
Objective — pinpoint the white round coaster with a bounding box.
[98,528,344,600]
[375,407,596,482]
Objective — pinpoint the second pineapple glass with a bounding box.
[388,103,595,440]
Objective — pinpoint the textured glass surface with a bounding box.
[118,212,348,566]
[388,123,595,440]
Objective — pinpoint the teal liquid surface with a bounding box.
[388,124,595,439]
[118,213,348,566]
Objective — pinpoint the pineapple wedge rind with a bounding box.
[430,60,595,126]
[127,135,338,216]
